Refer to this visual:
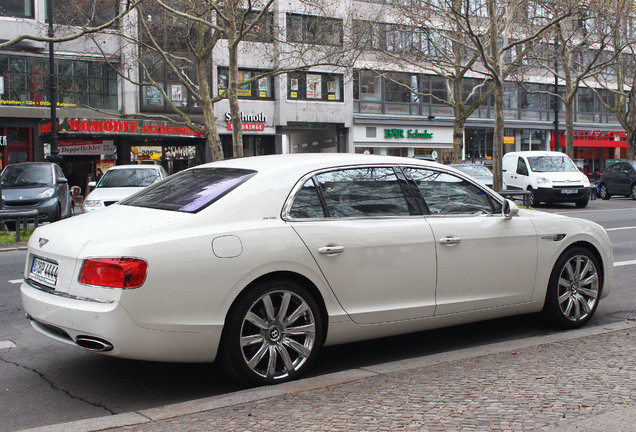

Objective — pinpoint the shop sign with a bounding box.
[225,112,267,131]
[384,129,434,139]
[40,119,203,137]
[504,136,515,145]
[574,130,626,140]
[131,146,162,161]
[58,140,115,155]
[0,135,7,146]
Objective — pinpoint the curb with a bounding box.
[20,319,636,432]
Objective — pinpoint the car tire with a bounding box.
[631,184,636,200]
[599,184,611,200]
[52,204,61,223]
[575,196,589,208]
[219,279,323,386]
[526,188,538,207]
[542,247,601,329]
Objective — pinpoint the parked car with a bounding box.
[502,151,591,207]
[21,154,612,385]
[82,164,168,212]
[449,163,493,188]
[597,161,636,200]
[0,162,73,226]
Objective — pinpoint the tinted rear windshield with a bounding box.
[120,167,257,213]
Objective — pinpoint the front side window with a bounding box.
[404,168,497,215]
[121,168,256,213]
[315,167,411,218]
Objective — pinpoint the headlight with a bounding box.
[537,176,552,185]
[83,200,102,208]
[37,188,55,199]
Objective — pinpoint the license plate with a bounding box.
[561,189,577,194]
[30,257,59,287]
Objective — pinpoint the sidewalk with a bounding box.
[26,320,635,432]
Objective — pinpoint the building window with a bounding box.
[0,0,33,18]
[287,72,343,102]
[218,11,274,43]
[286,13,343,46]
[217,68,273,99]
[141,53,202,112]
[49,0,118,26]
[0,54,117,110]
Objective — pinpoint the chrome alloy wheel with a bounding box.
[556,254,599,322]
[239,290,317,381]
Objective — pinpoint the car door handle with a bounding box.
[318,245,345,255]
[439,236,461,245]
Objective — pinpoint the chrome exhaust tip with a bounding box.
[75,336,114,352]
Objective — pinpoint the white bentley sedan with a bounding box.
[21,154,612,385]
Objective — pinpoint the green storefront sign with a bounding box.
[384,128,434,139]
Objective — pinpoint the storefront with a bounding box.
[39,117,207,194]
[352,123,453,163]
[0,124,35,169]
[550,130,627,175]
[219,111,277,157]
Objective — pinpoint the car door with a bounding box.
[618,163,634,195]
[604,163,622,194]
[403,167,538,315]
[286,166,437,324]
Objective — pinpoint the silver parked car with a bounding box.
[1,162,72,226]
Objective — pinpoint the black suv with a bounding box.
[598,161,636,200]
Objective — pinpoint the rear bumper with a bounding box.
[21,281,222,363]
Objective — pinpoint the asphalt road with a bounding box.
[1,197,635,432]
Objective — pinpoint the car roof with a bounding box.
[504,151,569,158]
[194,153,435,175]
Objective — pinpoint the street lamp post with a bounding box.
[553,40,560,151]
[47,0,60,162]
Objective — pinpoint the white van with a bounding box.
[502,151,591,207]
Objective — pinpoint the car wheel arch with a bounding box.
[222,270,329,346]
[551,241,606,295]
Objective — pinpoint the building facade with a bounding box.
[1,0,627,191]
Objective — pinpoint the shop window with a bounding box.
[287,72,343,102]
[286,13,343,46]
[217,68,273,99]
[0,0,33,18]
[0,54,116,109]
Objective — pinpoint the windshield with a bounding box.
[121,167,257,213]
[98,168,161,188]
[0,164,53,187]
[527,156,579,173]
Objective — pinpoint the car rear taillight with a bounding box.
[79,258,147,289]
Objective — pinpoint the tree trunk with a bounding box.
[228,39,243,158]
[452,115,466,164]
[492,80,504,192]
[197,59,223,161]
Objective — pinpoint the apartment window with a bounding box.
[286,13,343,46]
[49,0,118,26]
[0,0,33,18]
[288,72,343,102]
[217,68,273,99]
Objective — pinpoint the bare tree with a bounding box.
[590,0,636,160]
[457,0,570,190]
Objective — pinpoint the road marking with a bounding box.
[0,341,17,350]
[9,279,23,284]
[606,226,636,232]
[614,260,636,267]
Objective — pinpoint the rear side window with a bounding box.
[121,168,256,213]
[289,167,412,218]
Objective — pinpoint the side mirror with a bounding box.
[58,177,68,184]
[503,199,519,220]
[88,181,97,188]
